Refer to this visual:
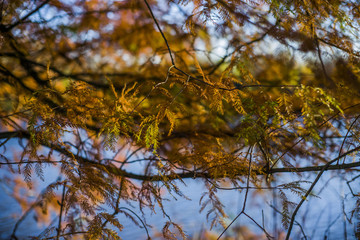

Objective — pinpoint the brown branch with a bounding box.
[174,65,299,91]
[4,0,51,32]
[0,63,34,93]
[56,182,67,240]
[0,52,164,89]
[143,0,175,66]
[269,159,360,174]
[1,131,360,181]
[318,38,360,58]
[0,160,61,165]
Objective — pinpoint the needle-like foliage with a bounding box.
[0,0,360,239]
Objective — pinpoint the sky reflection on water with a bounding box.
[0,159,359,239]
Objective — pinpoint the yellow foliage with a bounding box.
[1,0,360,239]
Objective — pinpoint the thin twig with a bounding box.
[337,114,360,164]
[10,181,63,240]
[169,74,190,105]
[208,19,280,75]
[10,200,40,240]
[100,178,124,229]
[143,0,298,92]
[5,0,51,31]
[269,204,307,240]
[206,179,301,190]
[143,0,175,65]
[129,65,174,115]
[119,207,151,239]
[270,102,360,170]
[0,160,61,165]
[217,146,253,239]
[56,181,67,240]
[285,145,360,239]
[174,65,298,91]
[243,212,272,239]
[0,109,31,119]
[346,174,360,197]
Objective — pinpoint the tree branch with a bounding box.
[1,131,360,181]
[143,0,175,66]
[4,0,51,32]
[285,144,360,239]
[56,182,67,240]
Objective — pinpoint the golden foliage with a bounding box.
[0,0,360,239]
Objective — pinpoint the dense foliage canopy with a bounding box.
[1,0,360,239]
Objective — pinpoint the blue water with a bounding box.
[114,171,359,239]
[0,163,359,239]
